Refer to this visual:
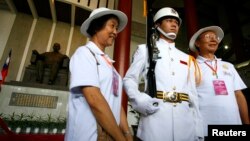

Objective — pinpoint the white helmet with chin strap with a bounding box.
[153,7,182,40]
[154,7,182,25]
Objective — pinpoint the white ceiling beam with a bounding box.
[49,0,57,23]
[71,5,76,27]
[27,0,38,19]
[5,0,17,14]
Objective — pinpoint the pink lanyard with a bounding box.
[101,55,112,67]
[204,60,218,78]
[101,54,119,96]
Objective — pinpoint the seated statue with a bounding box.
[32,43,69,85]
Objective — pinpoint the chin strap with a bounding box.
[156,27,176,40]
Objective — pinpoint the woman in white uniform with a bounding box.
[123,7,204,141]
[64,7,132,141]
[189,26,250,137]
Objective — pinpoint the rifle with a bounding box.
[146,0,160,98]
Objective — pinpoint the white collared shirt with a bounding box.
[65,41,122,141]
[196,55,247,136]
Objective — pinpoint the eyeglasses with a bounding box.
[202,33,220,41]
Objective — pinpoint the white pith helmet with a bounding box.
[153,7,182,26]
[189,26,224,53]
[80,7,128,37]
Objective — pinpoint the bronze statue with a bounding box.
[32,43,68,85]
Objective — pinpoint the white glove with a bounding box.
[132,97,161,116]
[145,98,161,115]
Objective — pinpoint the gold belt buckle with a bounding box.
[163,92,180,103]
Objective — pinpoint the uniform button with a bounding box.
[171,58,174,61]
[172,72,175,75]
[169,47,171,50]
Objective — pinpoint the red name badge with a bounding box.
[213,80,228,95]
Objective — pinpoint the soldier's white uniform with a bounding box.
[123,38,203,141]
[65,41,123,141]
[196,55,247,136]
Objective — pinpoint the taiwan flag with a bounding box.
[0,49,12,86]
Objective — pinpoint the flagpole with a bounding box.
[0,49,12,86]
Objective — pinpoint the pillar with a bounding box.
[183,0,199,57]
[114,0,132,113]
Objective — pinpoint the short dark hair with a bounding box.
[87,14,119,37]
